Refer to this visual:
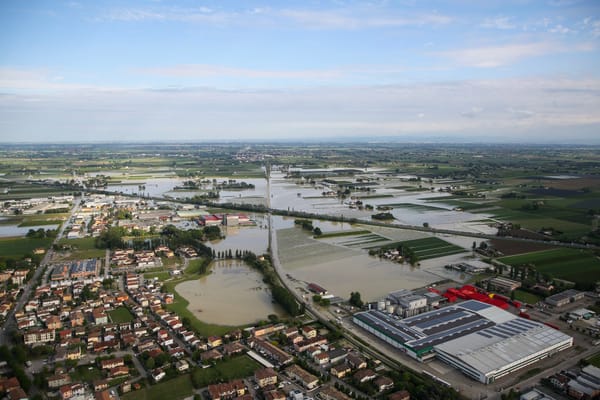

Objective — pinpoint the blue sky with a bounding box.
[1,0,600,143]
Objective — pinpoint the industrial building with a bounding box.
[51,259,100,281]
[353,300,573,384]
[545,289,585,307]
[375,288,446,318]
[487,276,521,293]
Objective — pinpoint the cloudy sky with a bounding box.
[1,0,599,143]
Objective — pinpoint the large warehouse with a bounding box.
[353,300,573,384]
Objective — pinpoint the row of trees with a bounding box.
[26,228,57,239]
[241,251,303,316]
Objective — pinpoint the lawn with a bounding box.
[0,237,53,258]
[121,375,193,400]
[185,258,208,274]
[55,237,106,260]
[191,356,260,388]
[513,289,542,305]
[70,365,103,383]
[161,256,182,268]
[401,237,467,260]
[144,271,172,282]
[108,306,134,323]
[58,237,98,250]
[499,248,600,287]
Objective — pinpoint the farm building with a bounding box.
[353,300,573,384]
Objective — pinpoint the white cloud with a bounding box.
[99,5,452,30]
[276,9,452,29]
[133,64,409,81]
[434,41,593,68]
[460,107,483,118]
[549,24,574,34]
[135,65,343,80]
[0,68,120,92]
[507,107,535,119]
[481,16,516,30]
[1,78,599,143]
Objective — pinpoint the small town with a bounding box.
[1,149,600,400]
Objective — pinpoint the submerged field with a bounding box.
[498,248,600,287]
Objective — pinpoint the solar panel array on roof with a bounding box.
[409,319,494,351]
[413,310,469,330]
[354,311,417,343]
[459,300,493,312]
[422,313,483,335]
[403,306,461,327]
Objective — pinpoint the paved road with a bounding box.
[0,198,80,346]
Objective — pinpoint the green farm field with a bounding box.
[0,237,53,258]
[401,237,466,260]
[499,248,600,286]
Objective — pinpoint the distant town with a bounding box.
[1,143,600,400]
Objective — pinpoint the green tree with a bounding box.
[145,357,155,370]
[350,291,364,308]
[95,226,125,249]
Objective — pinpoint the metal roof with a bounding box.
[435,322,572,376]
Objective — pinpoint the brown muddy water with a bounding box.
[175,259,284,326]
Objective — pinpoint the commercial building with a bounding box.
[353,300,573,384]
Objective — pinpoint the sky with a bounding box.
[1,0,600,144]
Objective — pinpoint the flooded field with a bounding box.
[175,259,284,326]
[267,170,495,234]
[89,167,496,235]
[0,223,59,237]
[108,177,183,197]
[275,226,457,301]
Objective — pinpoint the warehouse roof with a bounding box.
[435,320,572,375]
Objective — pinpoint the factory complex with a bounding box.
[353,300,573,384]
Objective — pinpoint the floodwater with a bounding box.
[210,215,269,255]
[276,226,442,301]
[0,223,59,238]
[175,259,284,326]
[267,170,494,234]
[97,169,494,235]
[108,177,184,197]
